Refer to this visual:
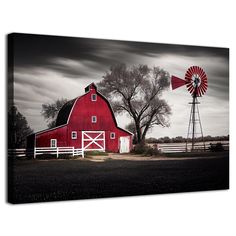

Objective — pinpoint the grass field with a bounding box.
[8,152,229,204]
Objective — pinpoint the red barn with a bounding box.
[27,83,133,153]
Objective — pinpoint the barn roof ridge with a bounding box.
[85,82,97,93]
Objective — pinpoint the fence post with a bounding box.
[34,148,36,159]
[56,148,59,158]
[72,147,74,156]
[82,149,84,158]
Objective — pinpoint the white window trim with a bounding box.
[110,132,115,139]
[91,116,97,123]
[71,131,77,139]
[50,139,57,147]
[91,94,97,101]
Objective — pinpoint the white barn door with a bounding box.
[82,131,105,151]
[119,136,130,153]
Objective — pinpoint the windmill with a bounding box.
[171,66,208,151]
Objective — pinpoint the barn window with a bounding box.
[91,116,97,123]
[50,139,57,148]
[91,94,97,101]
[110,132,115,139]
[71,131,77,139]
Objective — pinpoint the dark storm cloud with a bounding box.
[13,33,229,78]
[205,57,229,100]
[13,33,100,67]
[13,33,132,78]
[121,40,229,59]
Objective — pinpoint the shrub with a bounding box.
[209,142,224,152]
[131,143,149,154]
[144,147,161,156]
[132,143,161,156]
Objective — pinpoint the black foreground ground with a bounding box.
[8,152,229,204]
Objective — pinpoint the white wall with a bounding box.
[0,1,235,236]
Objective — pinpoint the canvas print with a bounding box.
[8,33,229,204]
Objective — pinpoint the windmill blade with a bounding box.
[184,66,208,96]
[171,75,186,90]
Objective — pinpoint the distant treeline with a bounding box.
[146,135,229,144]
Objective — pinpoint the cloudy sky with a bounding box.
[12,33,229,138]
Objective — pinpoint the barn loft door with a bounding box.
[82,131,105,151]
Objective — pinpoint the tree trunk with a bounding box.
[140,135,146,145]
[135,121,142,144]
[136,127,142,144]
[135,121,146,145]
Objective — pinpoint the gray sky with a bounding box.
[12,33,229,138]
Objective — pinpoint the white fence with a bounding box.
[8,147,84,159]
[8,149,31,158]
[34,147,84,158]
[149,142,229,153]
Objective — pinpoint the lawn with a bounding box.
[8,152,229,204]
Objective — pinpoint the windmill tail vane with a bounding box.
[171,66,208,152]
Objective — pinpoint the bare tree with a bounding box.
[41,98,68,128]
[98,64,171,144]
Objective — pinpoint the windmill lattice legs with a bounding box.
[186,96,205,152]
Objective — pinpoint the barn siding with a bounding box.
[68,88,116,131]
[33,83,133,153]
[36,126,68,147]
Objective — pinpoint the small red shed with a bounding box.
[27,83,133,153]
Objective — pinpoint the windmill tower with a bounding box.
[171,66,208,152]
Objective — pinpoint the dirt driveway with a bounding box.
[87,152,227,162]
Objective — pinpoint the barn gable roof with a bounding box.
[56,98,76,126]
